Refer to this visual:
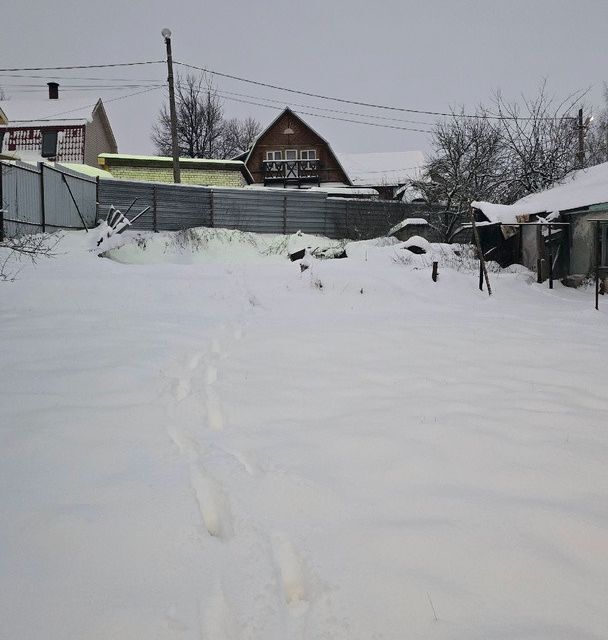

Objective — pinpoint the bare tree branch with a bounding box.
[151,73,261,160]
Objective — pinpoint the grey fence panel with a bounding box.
[325,199,348,238]
[285,191,328,236]
[43,164,97,230]
[1,162,43,237]
[97,180,157,231]
[212,188,285,234]
[154,184,212,231]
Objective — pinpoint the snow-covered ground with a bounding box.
[1,228,607,640]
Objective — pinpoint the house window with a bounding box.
[265,150,282,162]
[300,149,317,170]
[41,130,58,158]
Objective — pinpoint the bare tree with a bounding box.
[218,117,262,158]
[410,108,504,240]
[587,84,608,166]
[491,81,583,201]
[1,235,57,281]
[0,87,7,100]
[412,82,584,235]
[152,73,224,158]
[151,74,260,160]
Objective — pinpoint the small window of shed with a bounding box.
[41,130,58,158]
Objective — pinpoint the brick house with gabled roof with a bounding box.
[0,83,117,166]
[241,107,352,188]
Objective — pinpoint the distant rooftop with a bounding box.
[0,98,99,126]
[473,161,608,224]
[337,151,425,187]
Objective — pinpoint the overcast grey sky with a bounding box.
[2,0,608,157]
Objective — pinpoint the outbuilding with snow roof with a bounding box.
[472,162,608,280]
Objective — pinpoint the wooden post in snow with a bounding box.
[595,220,600,311]
[469,207,492,296]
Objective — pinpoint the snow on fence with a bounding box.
[97,179,446,241]
[0,161,97,238]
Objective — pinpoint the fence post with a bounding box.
[595,220,600,311]
[548,223,553,289]
[95,176,100,225]
[536,224,543,283]
[210,189,214,228]
[283,194,287,235]
[345,201,349,238]
[152,185,157,232]
[40,163,46,233]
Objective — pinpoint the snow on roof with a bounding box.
[388,218,428,236]
[337,151,425,187]
[308,186,379,196]
[472,162,608,223]
[57,163,114,179]
[98,153,245,166]
[0,98,99,125]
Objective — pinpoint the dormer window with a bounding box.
[41,130,58,158]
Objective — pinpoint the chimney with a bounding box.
[47,82,59,100]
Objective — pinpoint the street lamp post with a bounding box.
[162,28,181,183]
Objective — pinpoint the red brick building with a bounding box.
[242,107,352,188]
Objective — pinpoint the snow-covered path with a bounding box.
[1,231,607,639]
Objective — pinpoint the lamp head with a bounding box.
[161,28,172,39]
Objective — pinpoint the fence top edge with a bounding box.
[43,163,97,184]
[0,160,41,175]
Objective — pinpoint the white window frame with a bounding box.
[265,150,282,162]
[300,149,316,161]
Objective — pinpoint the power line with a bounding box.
[175,60,579,122]
[215,87,437,127]
[40,85,164,118]
[2,84,162,90]
[214,92,432,133]
[0,73,163,82]
[0,60,164,72]
[172,77,434,128]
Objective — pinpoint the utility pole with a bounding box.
[577,107,585,170]
[162,28,181,183]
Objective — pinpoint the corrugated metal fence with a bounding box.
[1,166,449,242]
[97,179,444,240]
[0,161,97,238]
